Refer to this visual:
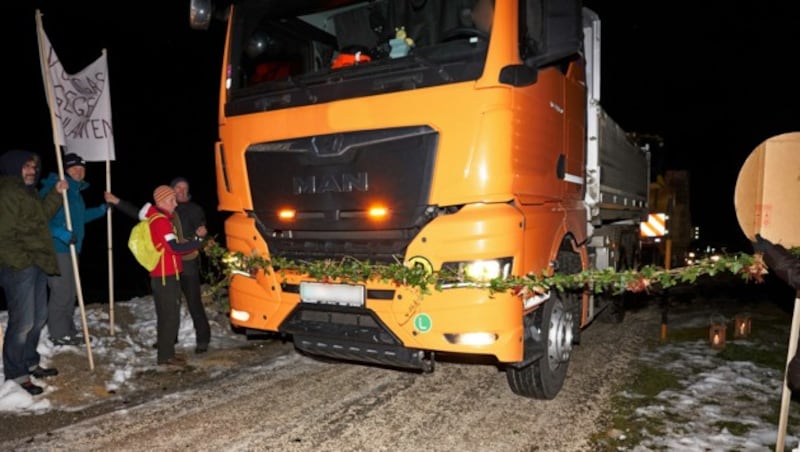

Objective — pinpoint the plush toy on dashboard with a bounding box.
[389,26,415,58]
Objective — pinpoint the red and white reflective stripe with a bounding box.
[640,213,667,237]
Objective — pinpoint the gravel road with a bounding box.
[0,301,661,451]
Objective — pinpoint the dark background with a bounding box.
[2,1,799,305]
[2,1,228,304]
[583,1,799,251]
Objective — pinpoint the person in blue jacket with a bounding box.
[39,153,107,346]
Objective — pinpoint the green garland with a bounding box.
[202,238,800,298]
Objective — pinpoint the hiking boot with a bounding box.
[30,365,59,378]
[20,380,44,396]
[158,354,187,366]
[158,357,188,368]
[52,335,83,346]
[195,344,209,354]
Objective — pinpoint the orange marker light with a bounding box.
[278,209,296,220]
[368,206,388,220]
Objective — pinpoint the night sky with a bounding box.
[583,1,800,250]
[3,1,227,302]
[2,1,799,303]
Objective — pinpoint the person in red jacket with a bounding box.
[145,185,202,366]
[753,234,800,390]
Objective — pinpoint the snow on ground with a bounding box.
[629,339,798,451]
[609,294,800,452]
[0,295,249,413]
[1,293,800,450]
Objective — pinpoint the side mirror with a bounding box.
[190,0,213,30]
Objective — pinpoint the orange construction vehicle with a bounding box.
[190,0,649,399]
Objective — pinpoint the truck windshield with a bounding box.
[227,0,490,113]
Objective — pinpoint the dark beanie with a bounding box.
[64,153,86,170]
[170,176,188,188]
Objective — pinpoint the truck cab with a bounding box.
[192,0,648,400]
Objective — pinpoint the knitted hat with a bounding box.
[153,185,176,204]
[64,153,86,170]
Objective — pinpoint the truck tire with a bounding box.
[506,240,581,399]
[506,291,574,399]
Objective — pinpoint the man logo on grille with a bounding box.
[292,172,369,194]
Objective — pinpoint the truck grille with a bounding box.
[245,126,437,263]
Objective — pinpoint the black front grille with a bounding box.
[265,229,415,263]
[246,126,438,263]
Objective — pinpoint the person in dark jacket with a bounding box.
[753,233,800,390]
[170,177,211,354]
[39,153,107,346]
[0,149,68,395]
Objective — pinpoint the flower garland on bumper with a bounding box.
[202,238,799,298]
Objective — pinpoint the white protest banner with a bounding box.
[37,18,115,162]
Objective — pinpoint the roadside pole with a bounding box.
[777,293,800,452]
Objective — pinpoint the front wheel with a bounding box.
[506,293,574,399]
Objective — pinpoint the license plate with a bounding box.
[299,282,365,307]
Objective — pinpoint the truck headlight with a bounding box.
[440,257,512,287]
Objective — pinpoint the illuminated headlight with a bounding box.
[440,257,512,288]
[444,332,498,346]
[230,309,250,322]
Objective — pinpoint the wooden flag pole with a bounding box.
[776,292,800,452]
[103,49,116,336]
[106,156,115,335]
[35,9,94,370]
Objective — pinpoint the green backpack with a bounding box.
[128,214,165,271]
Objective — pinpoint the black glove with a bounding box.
[69,233,77,245]
[752,233,772,254]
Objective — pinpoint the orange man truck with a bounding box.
[191,0,649,399]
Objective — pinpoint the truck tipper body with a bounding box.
[192,0,649,399]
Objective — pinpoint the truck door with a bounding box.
[512,0,583,204]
